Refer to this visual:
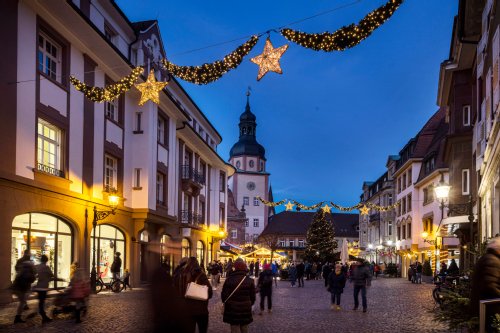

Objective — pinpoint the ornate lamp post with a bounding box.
[90,193,120,293]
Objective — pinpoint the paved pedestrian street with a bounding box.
[0,277,448,333]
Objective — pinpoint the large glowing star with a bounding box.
[322,204,331,213]
[135,70,168,105]
[250,38,288,81]
[285,201,295,211]
[359,205,370,215]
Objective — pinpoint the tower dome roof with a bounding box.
[229,94,266,160]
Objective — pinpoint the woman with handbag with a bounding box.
[221,258,256,333]
[173,257,213,333]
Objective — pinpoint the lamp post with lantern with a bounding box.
[421,173,475,273]
[90,192,120,293]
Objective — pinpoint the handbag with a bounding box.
[185,275,209,301]
[220,276,246,314]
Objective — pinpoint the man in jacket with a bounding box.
[296,261,305,287]
[110,252,122,280]
[258,264,274,314]
[350,261,372,313]
[471,236,500,332]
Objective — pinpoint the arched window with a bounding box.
[196,240,205,267]
[140,230,149,242]
[11,213,73,288]
[161,235,174,272]
[182,238,191,258]
[90,224,125,279]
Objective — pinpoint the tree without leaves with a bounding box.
[258,233,281,262]
[305,209,337,263]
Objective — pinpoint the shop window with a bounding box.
[182,238,191,258]
[90,224,125,280]
[11,213,72,289]
[196,241,205,266]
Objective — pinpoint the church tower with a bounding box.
[228,92,270,244]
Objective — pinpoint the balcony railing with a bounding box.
[180,210,204,227]
[181,165,205,185]
[37,163,65,178]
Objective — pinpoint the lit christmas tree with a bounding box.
[305,209,337,262]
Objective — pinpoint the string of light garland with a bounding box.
[163,0,404,84]
[161,35,259,85]
[257,196,399,214]
[280,0,403,52]
[69,67,144,102]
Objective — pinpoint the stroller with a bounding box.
[52,282,89,322]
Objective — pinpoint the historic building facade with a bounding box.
[1,0,233,303]
[472,0,500,241]
[359,165,397,263]
[261,211,359,261]
[228,95,271,243]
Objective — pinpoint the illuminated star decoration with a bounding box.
[135,70,169,106]
[250,38,289,81]
[322,204,331,213]
[285,201,295,211]
[359,205,370,215]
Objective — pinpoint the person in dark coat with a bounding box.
[328,264,347,310]
[110,252,122,280]
[254,259,260,278]
[296,262,305,287]
[447,259,459,276]
[221,258,256,333]
[173,257,213,333]
[288,263,297,287]
[470,237,500,332]
[249,261,254,276]
[322,263,332,287]
[257,264,273,314]
[150,261,190,333]
[350,261,371,312]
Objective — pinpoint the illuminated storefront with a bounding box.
[11,213,72,288]
[90,224,125,279]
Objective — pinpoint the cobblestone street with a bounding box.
[0,277,448,333]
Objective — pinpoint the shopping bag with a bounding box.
[185,281,209,301]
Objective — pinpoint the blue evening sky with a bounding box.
[117,0,458,208]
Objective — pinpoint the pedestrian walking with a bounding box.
[174,257,213,333]
[12,250,35,324]
[288,263,297,287]
[69,268,90,323]
[122,268,132,290]
[257,264,273,315]
[271,261,279,287]
[221,258,256,333]
[34,255,63,323]
[296,261,305,287]
[249,261,254,277]
[210,261,220,290]
[225,258,234,277]
[322,263,332,287]
[110,252,122,280]
[254,259,260,278]
[151,261,190,333]
[415,262,423,284]
[350,261,372,313]
[327,264,346,310]
[470,236,500,332]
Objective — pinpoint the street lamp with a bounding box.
[90,193,120,293]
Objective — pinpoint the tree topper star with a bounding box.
[135,70,168,106]
[359,205,370,215]
[250,38,288,81]
[285,201,295,211]
[322,204,331,213]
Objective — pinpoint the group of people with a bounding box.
[11,250,90,324]
[151,256,268,333]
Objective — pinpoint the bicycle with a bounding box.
[95,275,124,293]
[432,275,463,306]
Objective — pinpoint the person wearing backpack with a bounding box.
[257,264,273,315]
[12,250,36,324]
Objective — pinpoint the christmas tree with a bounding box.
[305,209,337,262]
